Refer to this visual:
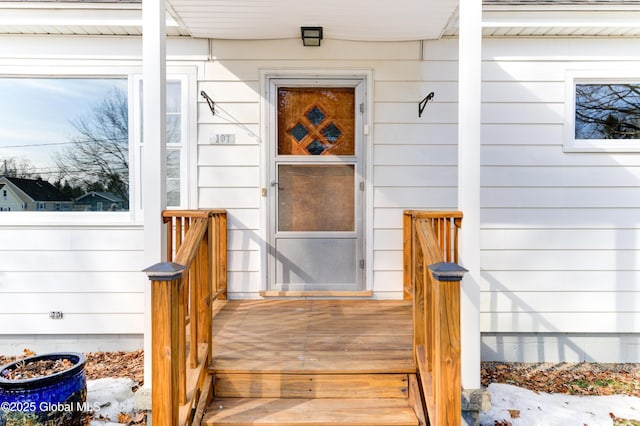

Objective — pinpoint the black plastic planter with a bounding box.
[0,352,87,426]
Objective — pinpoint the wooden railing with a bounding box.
[144,209,227,426]
[164,210,228,302]
[403,210,464,426]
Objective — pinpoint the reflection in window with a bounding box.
[166,80,183,207]
[0,76,187,212]
[0,78,129,212]
[575,83,640,140]
[166,150,181,207]
[167,80,182,145]
[139,79,184,208]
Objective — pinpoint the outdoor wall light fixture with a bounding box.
[301,26,323,46]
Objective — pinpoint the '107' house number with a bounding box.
[211,134,236,144]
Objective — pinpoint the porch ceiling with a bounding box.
[1,1,639,39]
[166,0,460,41]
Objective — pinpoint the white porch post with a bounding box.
[458,0,482,389]
[142,0,167,387]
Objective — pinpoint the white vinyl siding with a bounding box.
[480,37,640,335]
[197,38,459,298]
[0,226,145,335]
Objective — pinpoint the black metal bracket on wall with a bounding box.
[418,92,435,118]
[201,90,215,116]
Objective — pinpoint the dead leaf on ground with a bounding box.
[482,362,640,398]
[118,412,132,423]
[131,412,147,424]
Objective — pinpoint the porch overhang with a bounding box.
[166,0,460,42]
[3,1,640,38]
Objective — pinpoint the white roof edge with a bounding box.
[0,1,141,10]
[482,7,640,29]
[0,0,142,10]
[484,3,640,11]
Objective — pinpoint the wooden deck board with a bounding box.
[202,398,419,425]
[214,373,409,399]
[210,300,415,374]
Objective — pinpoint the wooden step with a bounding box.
[205,301,422,425]
[201,397,420,426]
[214,373,409,399]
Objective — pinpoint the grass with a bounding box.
[613,419,640,426]
[568,377,638,396]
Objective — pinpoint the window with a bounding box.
[0,74,191,214]
[0,77,130,211]
[564,70,640,152]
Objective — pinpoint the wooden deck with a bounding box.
[149,210,461,426]
[210,300,415,374]
[203,300,421,425]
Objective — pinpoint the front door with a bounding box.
[268,79,365,292]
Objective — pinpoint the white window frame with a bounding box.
[564,69,640,153]
[0,66,196,226]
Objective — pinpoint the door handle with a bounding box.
[271,181,284,190]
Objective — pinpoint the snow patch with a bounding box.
[481,383,640,426]
[87,378,136,424]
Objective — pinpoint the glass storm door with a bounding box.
[269,83,364,292]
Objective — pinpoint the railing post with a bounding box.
[428,262,467,426]
[144,262,186,426]
[216,213,228,299]
[196,222,212,346]
[403,211,414,300]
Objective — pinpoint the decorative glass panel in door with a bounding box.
[278,87,355,155]
[270,85,363,291]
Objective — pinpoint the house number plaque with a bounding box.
[211,134,236,144]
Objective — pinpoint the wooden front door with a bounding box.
[268,81,365,292]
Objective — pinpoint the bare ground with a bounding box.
[0,349,144,386]
[481,361,640,397]
[482,362,640,425]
